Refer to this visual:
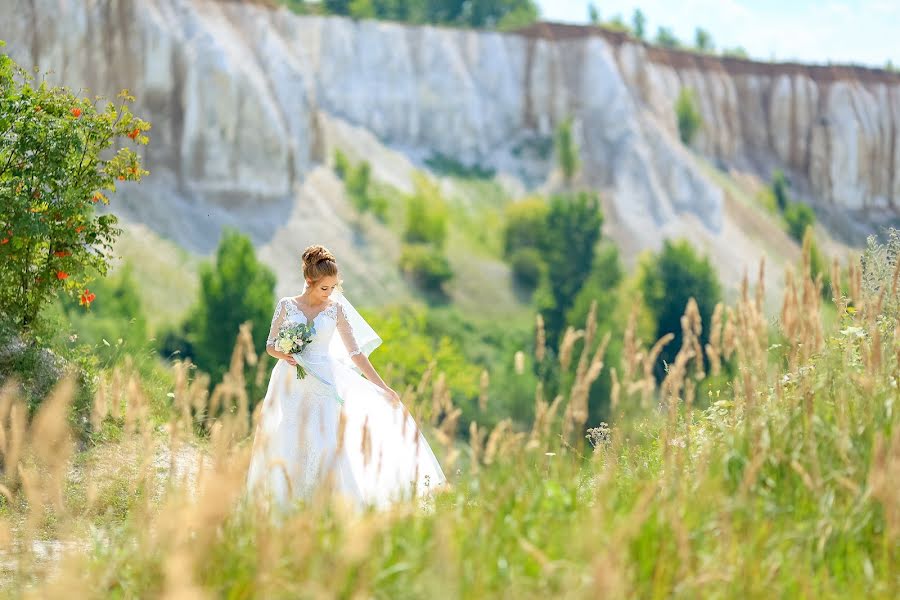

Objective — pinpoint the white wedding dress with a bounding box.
[246,293,446,511]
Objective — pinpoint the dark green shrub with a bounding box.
[333,148,350,179]
[186,229,276,388]
[502,198,549,258]
[554,117,580,186]
[638,239,722,380]
[784,202,815,242]
[403,176,448,248]
[772,169,789,212]
[694,28,714,52]
[346,161,372,213]
[399,244,453,293]
[424,153,495,180]
[509,247,545,289]
[675,88,702,145]
[535,192,604,346]
[655,26,682,49]
[632,9,646,39]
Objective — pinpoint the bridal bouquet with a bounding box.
[275,322,316,379]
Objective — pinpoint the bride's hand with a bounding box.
[383,387,401,405]
[284,354,298,366]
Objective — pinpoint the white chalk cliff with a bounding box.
[3,2,898,299]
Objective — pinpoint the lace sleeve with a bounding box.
[335,303,362,358]
[266,298,287,349]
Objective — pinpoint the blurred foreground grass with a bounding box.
[0,250,897,599]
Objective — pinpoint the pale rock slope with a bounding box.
[4,2,897,301]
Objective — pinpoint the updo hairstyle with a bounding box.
[301,244,338,283]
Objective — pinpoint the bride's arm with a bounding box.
[350,354,398,399]
[336,304,400,402]
[265,299,297,365]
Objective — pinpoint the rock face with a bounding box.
[574,24,900,214]
[3,2,898,295]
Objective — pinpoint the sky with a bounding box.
[535,0,899,68]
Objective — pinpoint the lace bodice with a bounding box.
[266,297,362,358]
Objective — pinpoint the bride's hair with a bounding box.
[301,244,338,282]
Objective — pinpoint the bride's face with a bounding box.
[308,275,339,303]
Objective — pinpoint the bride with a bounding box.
[246,245,446,510]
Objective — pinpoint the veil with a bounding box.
[301,281,382,371]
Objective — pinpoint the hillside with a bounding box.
[2,0,897,303]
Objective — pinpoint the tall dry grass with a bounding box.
[0,240,898,598]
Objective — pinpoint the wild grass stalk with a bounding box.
[0,242,897,598]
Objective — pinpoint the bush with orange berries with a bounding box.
[0,41,151,331]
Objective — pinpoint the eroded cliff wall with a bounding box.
[3,2,897,297]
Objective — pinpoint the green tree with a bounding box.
[535,192,604,346]
[401,174,453,293]
[675,88,703,146]
[349,0,376,18]
[346,161,372,213]
[784,202,816,242]
[772,169,789,212]
[464,0,539,28]
[0,43,150,331]
[323,0,352,14]
[496,1,540,30]
[508,247,545,289]
[588,3,600,24]
[381,0,426,21]
[566,243,622,331]
[280,0,316,14]
[722,46,750,59]
[424,0,462,23]
[694,27,714,52]
[604,14,631,34]
[502,197,549,289]
[333,149,351,179]
[187,229,276,386]
[399,243,454,293]
[502,197,549,258]
[554,117,580,187]
[404,174,448,248]
[632,9,646,40]
[334,153,386,220]
[309,0,539,28]
[639,239,722,380]
[655,26,681,49]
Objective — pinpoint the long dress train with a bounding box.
[246,296,446,510]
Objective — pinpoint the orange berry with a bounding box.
[79,289,96,307]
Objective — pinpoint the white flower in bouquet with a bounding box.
[275,322,316,379]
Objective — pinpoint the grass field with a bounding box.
[0,244,897,599]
